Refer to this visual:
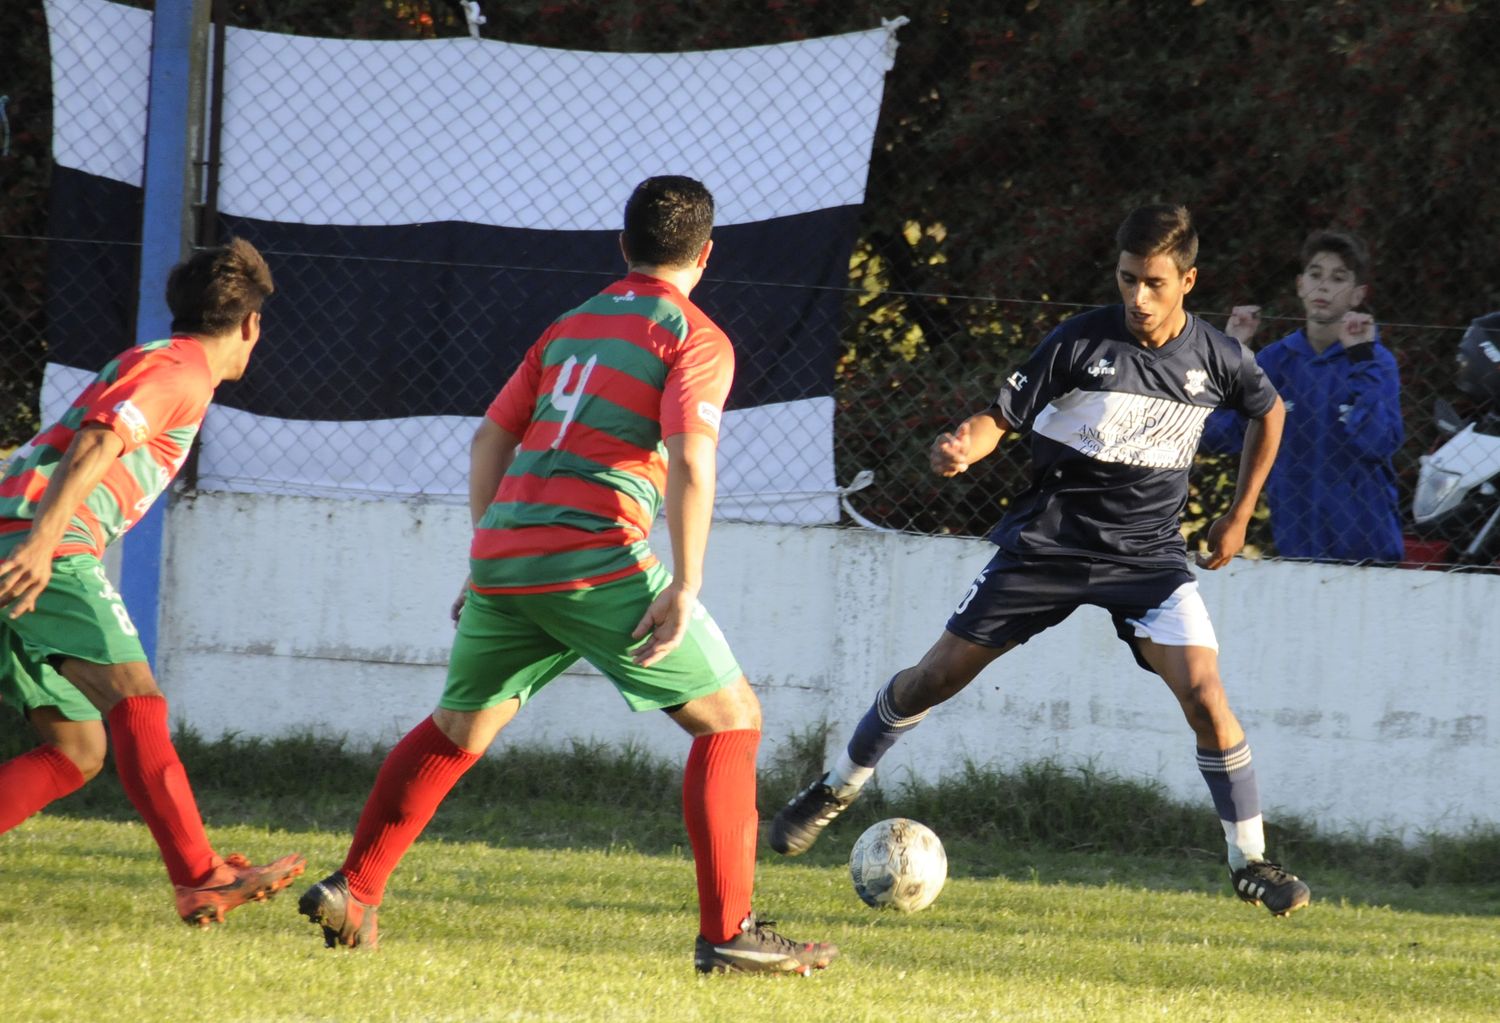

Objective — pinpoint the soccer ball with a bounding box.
[848,817,947,912]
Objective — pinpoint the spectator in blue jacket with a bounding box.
[1200,230,1404,562]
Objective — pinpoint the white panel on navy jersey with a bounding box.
[1033,390,1213,470]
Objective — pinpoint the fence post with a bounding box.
[120,0,210,665]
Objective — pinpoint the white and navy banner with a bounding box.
[44,0,902,522]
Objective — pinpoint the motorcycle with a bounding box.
[1412,312,1500,565]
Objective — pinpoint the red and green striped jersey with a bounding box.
[0,338,213,559]
[471,273,734,594]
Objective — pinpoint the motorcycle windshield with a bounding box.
[1413,460,1466,522]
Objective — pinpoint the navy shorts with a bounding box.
[946,550,1218,671]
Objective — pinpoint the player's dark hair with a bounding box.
[1300,229,1370,283]
[622,176,715,268]
[1115,204,1198,274]
[167,237,274,335]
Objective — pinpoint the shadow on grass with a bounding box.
[5,709,1498,914]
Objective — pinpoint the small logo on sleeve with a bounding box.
[1006,371,1028,390]
[114,400,150,443]
[696,401,723,430]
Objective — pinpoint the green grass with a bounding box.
[1,714,1498,1022]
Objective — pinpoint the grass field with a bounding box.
[1,725,1497,1022]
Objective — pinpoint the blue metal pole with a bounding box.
[121,0,207,665]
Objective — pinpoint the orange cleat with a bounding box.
[175,852,307,927]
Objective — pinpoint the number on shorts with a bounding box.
[93,566,139,636]
[110,602,139,636]
[954,569,989,615]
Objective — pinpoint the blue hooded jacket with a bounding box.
[1199,328,1404,561]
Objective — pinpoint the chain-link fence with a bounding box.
[7,1,1500,566]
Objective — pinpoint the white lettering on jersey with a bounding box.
[1007,371,1028,390]
[611,289,637,303]
[1087,358,1116,377]
[549,354,599,449]
[1033,389,1212,469]
[114,400,150,444]
[696,401,722,431]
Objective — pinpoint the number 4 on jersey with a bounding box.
[550,354,599,449]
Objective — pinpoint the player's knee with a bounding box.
[57,738,107,782]
[1179,675,1230,728]
[714,676,762,730]
[59,658,163,708]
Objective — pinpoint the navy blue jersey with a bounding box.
[990,305,1278,567]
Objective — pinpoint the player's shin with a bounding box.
[0,745,86,833]
[682,729,759,944]
[108,695,221,886]
[1196,740,1266,868]
[828,675,930,795]
[340,715,480,905]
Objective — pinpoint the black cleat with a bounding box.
[1231,860,1312,917]
[299,871,380,949]
[769,773,858,856]
[694,913,839,975]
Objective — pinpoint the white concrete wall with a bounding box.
[156,490,1500,838]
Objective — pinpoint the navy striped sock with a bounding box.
[828,677,929,791]
[1197,740,1266,868]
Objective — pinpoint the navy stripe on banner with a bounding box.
[45,167,143,359]
[47,167,856,422]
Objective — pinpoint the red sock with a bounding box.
[341,716,479,905]
[107,695,220,887]
[682,729,760,944]
[0,745,87,833]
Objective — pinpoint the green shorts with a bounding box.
[0,552,147,722]
[442,562,743,713]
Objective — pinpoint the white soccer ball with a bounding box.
[848,817,947,912]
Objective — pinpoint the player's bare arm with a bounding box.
[452,418,520,623]
[1225,305,1262,345]
[1198,396,1285,570]
[0,424,125,618]
[930,411,1009,477]
[632,431,715,667]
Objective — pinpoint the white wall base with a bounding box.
[156,491,1499,838]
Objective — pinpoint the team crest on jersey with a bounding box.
[1087,358,1116,377]
[113,399,150,443]
[1183,368,1209,396]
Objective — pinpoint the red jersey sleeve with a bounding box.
[485,337,546,436]
[80,347,212,455]
[660,327,735,440]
